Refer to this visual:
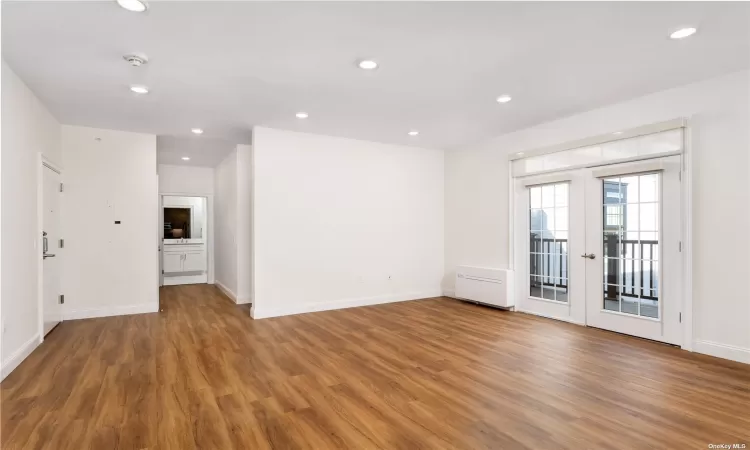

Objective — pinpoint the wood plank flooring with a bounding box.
[2,284,749,449]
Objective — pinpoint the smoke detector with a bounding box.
[123,54,148,67]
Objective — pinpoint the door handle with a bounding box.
[580,253,596,259]
[43,253,56,259]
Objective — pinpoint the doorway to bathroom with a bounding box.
[160,195,211,286]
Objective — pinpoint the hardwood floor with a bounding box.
[2,285,749,449]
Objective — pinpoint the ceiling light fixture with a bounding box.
[670,27,697,39]
[358,60,378,70]
[613,131,623,135]
[191,128,203,135]
[130,85,149,94]
[496,94,512,103]
[182,157,191,161]
[408,130,419,136]
[116,0,147,12]
[296,112,309,119]
[516,152,525,156]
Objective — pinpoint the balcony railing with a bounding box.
[530,234,658,300]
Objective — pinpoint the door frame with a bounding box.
[37,154,63,343]
[158,192,215,288]
[508,121,694,351]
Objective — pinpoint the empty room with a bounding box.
[1,1,749,449]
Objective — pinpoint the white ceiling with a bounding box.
[156,135,236,167]
[3,2,749,160]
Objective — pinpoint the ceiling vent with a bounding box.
[123,54,148,67]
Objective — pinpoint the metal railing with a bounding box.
[530,234,658,299]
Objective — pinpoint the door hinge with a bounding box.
[59,183,64,192]
[161,269,164,274]
[679,241,682,252]
[59,294,64,305]
[59,238,64,248]
[678,170,682,182]
[679,312,682,323]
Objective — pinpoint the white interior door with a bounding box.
[42,165,62,335]
[514,171,587,324]
[583,156,683,345]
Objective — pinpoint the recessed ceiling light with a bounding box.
[516,152,524,156]
[496,95,512,103]
[358,60,378,70]
[191,128,203,134]
[181,157,190,161]
[408,130,419,136]
[116,0,147,12]
[130,85,148,94]
[613,131,623,135]
[296,112,309,119]
[670,27,697,39]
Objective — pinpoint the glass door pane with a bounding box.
[600,174,660,318]
[529,183,569,302]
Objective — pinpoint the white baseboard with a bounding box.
[251,290,443,319]
[63,303,159,321]
[442,289,457,299]
[163,273,208,285]
[215,280,237,301]
[693,340,750,365]
[1,333,41,381]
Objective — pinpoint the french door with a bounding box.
[515,156,683,345]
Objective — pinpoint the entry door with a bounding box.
[42,165,62,335]
[584,156,682,345]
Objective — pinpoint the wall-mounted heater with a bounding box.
[455,266,514,308]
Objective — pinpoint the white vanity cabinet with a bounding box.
[163,242,207,285]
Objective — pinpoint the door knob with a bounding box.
[580,253,596,259]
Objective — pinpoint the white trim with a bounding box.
[163,273,207,285]
[591,160,665,178]
[442,289,457,298]
[508,118,687,161]
[63,303,158,320]
[681,125,694,351]
[523,174,573,187]
[251,291,442,319]
[693,340,750,365]
[1,334,42,381]
[215,280,237,302]
[215,280,252,305]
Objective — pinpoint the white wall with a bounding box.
[236,144,253,304]
[61,126,159,319]
[445,69,750,363]
[251,127,444,319]
[158,164,214,195]
[1,61,61,379]
[214,149,238,300]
